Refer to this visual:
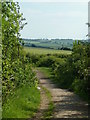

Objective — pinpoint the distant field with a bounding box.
[23,38,74,49]
[23,47,72,55]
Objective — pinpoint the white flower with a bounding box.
[37,87,41,90]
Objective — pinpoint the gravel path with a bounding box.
[31,86,49,120]
[35,70,88,119]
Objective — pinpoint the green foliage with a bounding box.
[38,42,89,101]
[2,1,37,104]
[24,47,70,68]
[53,59,74,88]
[52,41,89,101]
[37,56,55,67]
[27,54,40,64]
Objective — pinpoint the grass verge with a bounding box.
[2,85,40,118]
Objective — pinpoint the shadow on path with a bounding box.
[35,70,89,119]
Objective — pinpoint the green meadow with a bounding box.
[24,47,72,55]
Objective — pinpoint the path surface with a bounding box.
[31,86,49,120]
[35,70,88,119]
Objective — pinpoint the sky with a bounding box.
[18,2,88,39]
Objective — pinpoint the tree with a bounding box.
[2,1,29,102]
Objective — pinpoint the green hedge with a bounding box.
[52,42,89,101]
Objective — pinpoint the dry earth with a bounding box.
[33,70,89,119]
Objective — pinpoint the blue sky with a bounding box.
[19,2,88,39]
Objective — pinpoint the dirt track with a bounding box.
[35,70,88,119]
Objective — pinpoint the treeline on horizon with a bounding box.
[22,38,89,50]
[22,38,87,41]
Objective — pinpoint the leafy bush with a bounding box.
[2,2,37,104]
[52,41,89,101]
[37,56,55,67]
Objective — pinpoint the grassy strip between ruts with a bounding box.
[2,85,40,118]
[41,86,54,119]
[34,67,54,119]
[36,67,54,119]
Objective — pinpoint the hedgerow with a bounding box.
[2,1,37,103]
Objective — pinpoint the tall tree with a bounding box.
[2,1,27,101]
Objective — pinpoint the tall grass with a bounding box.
[3,86,40,118]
